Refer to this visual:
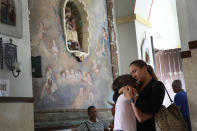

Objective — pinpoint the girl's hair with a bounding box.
[129,59,158,80]
[112,74,139,103]
[112,74,137,91]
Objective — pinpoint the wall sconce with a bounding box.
[1,38,21,77]
[11,62,21,77]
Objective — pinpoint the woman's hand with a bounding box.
[119,86,138,99]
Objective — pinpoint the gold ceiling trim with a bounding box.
[116,13,152,28]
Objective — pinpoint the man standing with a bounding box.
[73,106,109,131]
[172,79,192,131]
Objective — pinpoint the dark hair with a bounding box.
[88,106,95,113]
[129,59,158,80]
[112,74,138,103]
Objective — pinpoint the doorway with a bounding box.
[154,48,186,106]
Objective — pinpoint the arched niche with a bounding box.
[61,0,90,62]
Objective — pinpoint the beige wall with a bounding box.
[182,48,197,131]
[114,0,138,75]
[176,0,190,51]
[0,103,34,131]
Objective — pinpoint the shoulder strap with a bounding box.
[163,85,173,103]
[84,122,91,131]
[152,80,173,103]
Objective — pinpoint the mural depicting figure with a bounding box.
[51,40,59,60]
[40,66,59,101]
[37,22,47,45]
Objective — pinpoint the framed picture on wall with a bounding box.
[141,35,155,70]
[0,0,22,38]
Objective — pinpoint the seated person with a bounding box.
[72,106,109,131]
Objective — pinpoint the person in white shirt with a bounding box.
[72,106,110,131]
[112,74,138,131]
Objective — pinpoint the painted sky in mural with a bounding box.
[30,0,113,111]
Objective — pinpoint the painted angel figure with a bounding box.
[57,70,66,86]
[37,22,47,45]
[92,59,100,74]
[40,66,58,101]
[51,40,59,60]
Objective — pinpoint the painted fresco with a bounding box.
[30,0,113,111]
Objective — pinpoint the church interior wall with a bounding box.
[0,0,34,130]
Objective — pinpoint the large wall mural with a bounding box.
[30,0,113,111]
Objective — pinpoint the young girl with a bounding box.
[112,74,138,131]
